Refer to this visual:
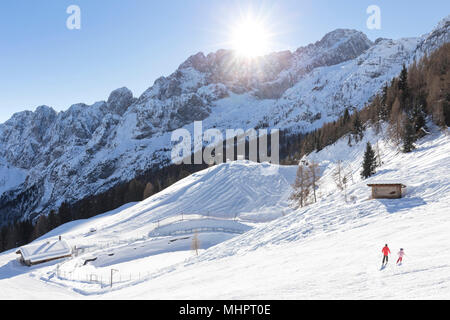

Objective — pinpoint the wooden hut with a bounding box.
[16,239,72,266]
[367,182,407,199]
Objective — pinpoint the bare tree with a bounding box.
[388,98,405,147]
[333,160,350,202]
[342,175,349,202]
[308,161,321,203]
[347,163,355,183]
[333,160,344,191]
[375,141,383,167]
[143,182,155,199]
[290,163,312,208]
[191,231,200,256]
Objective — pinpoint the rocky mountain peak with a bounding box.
[415,15,450,57]
[318,29,372,49]
[179,52,208,72]
[34,105,57,116]
[295,28,372,65]
[107,87,135,115]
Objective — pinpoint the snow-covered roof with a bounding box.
[367,181,407,187]
[17,240,72,264]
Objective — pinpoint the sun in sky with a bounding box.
[224,4,279,58]
[202,2,290,60]
[230,18,271,58]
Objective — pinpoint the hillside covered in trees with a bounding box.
[282,43,449,163]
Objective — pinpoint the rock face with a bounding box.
[107,87,136,115]
[0,16,448,225]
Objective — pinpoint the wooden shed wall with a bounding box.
[371,185,402,199]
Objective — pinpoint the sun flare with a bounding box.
[230,18,271,58]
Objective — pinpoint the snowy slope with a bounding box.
[0,161,298,297]
[0,159,27,196]
[105,127,450,299]
[0,124,449,299]
[0,16,448,224]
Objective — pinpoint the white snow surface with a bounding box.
[0,158,27,195]
[0,124,449,299]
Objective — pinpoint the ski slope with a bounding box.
[0,126,449,299]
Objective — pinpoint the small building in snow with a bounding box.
[367,182,407,199]
[16,239,72,266]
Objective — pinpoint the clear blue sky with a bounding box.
[0,0,449,123]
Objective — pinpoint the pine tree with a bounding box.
[352,113,364,142]
[58,202,72,224]
[47,210,60,231]
[444,98,450,127]
[6,223,19,249]
[0,226,8,252]
[124,179,145,203]
[379,83,389,122]
[32,215,49,240]
[347,135,352,147]
[399,64,408,92]
[343,108,351,124]
[361,143,377,179]
[381,83,389,106]
[411,102,427,137]
[398,64,410,110]
[402,117,416,153]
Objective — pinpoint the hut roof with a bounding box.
[367,181,407,188]
[17,239,72,264]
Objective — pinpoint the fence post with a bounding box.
[111,269,118,288]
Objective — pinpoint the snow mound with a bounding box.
[148,218,252,237]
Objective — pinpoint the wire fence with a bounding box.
[73,236,147,256]
[56,268,156,288]
[55,212,252,288]
[73,213,247,256]
[149,226,247,237]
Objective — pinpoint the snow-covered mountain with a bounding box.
[0,16,449,224]
[0,121,448,299]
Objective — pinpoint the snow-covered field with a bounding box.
[0,125,449,299]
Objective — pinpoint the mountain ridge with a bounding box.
[0,15,448,225]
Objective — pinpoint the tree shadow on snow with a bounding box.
[378,197,427,214]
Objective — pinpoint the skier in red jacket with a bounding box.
[382,244,391,266]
